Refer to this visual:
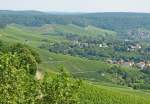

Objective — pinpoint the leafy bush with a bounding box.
[40,69,82,104]
[0,44,81,103]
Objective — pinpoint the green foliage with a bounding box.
[0,45,81,103]
[7,43,39,74]
[0,52,39,104]
[1,11,150,33]
[41,69,82,104]
[28,46,42,63]
[0,44,39,103]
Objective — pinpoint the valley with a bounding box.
[1,11,150,104]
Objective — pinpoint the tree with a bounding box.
[0,52,40,104]
[41,68,82,104]
[0,40,5,52]
[7,43,39,75]
[0,43,81,104]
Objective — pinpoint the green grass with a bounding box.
[80,82,150,104]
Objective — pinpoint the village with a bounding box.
[39,31,150,72]
[106,59,150,70]
[44,37,144,51]
[71,39,150,70]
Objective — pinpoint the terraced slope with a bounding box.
[80,82,150,104]
[0,24,116,71]
[0,24,143,78]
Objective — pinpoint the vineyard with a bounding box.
[80,83,150,104]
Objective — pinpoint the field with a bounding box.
[1,24,150,104]
[80,82,150,104]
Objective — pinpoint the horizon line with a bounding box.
[0,9,150,14]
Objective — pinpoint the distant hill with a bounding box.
[0,10,150,32]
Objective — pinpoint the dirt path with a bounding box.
[35,70,44,80]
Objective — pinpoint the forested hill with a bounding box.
[1,10,150,32]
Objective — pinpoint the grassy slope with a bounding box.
[0,24,116,71]
[0,24,150,103]
[23,24,117,38]
[80,82,150,104]
[0,25,137,81]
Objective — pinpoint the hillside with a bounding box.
[0,24,116,73]
[0,24,149,84]
[1,11,150,30]
[1,23,150,104]
[80,82,150,104]
[2,10,150,43]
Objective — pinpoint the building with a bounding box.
[136,62,146,70]
[121,61,134,67]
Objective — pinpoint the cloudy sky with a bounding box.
[0,0,150,13]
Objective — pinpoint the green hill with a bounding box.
[0,25,132,69]
[0,24,146,81]
[22,24,116,39]
[1,24,150,104]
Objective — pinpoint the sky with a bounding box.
[0,0,150,13]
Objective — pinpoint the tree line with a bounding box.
[1,10,150,33]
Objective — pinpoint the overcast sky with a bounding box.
[0,0,150,13]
